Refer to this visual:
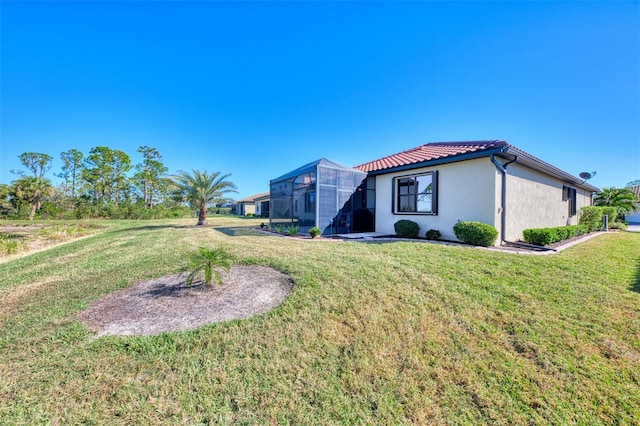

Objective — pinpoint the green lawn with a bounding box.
[1,217,639,424]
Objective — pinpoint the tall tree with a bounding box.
[594,187,638,214]
[626,179,640,188]
[82,147,131,205]
[58,149,84,198]
[14,152,52,178]
[134,146,168,208]
[172,170,237,225]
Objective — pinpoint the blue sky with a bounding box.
[1,1,638,199]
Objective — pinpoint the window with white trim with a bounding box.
[393,171,438,214]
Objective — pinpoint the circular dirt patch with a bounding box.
[79,265,294,337]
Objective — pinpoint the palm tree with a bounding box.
[594,187,638,215]
[172,170,237,225]
[13,176,55,220]
[183,246,232,286]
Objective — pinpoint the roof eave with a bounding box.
[497,150,600,192]
[363,147,507,176]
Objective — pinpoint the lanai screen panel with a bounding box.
[317,161,367,235]
[270,159,367,234]
[270,160,318,227]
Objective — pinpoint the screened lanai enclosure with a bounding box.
[270,159,375,235]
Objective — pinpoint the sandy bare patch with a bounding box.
[79,265,294,337]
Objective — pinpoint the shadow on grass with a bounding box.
[632,260,640,293]
[214,226,267,237]
[109,224,194,233]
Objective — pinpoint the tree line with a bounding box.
[0,146,237,221]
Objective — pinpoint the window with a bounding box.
[563,185,577,216]
[393,171,438,214]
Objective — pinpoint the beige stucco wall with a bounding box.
[503,163,593,241]
[374,158,499,242]
[373,157,594,245]
[241,203,256,216]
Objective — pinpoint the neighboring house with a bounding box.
[254,192,270,218]
[236,192,269,216]
[269,141,600,245]
[625,185,640,224]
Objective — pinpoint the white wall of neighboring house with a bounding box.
[374,158,498,242]
[503,163,592,241]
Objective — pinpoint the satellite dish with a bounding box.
[579,171,596,182]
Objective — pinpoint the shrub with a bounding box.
[274,224,284,234]
[309,227,322,238]
[453,221,499,247]
[579,206,609,232]
[522,224,591,246]
[394,220,420,238]
[425,229,441,240]
[286,225,300,236]
[608,221,628,230]
[522,228,559,246]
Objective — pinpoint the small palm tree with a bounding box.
[172,170,237,225]
[183,246,232,286]
[594,187,638,215]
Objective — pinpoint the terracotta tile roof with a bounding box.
[630,185,640,199]
[354,140,508,173]
[354,140,599,192]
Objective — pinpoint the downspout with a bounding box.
[490,153,556,251]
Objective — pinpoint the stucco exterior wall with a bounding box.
[503,163,593,241]
[240,203,256,216]
[374,158,498,242]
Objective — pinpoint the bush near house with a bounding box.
[394,220,420,238]
[425,229,441,240]
[309,227,322,238]
[453,221,498,247]
[579,206,618,231]
[522,225,589,246]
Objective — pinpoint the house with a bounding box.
[269,141,600,245]
[624,185,640,224]
[236,192,269,217]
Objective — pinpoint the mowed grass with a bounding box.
[0,217,639,424]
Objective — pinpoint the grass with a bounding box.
[0,220,104,259]
[0,217,639,424]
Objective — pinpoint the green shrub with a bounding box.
[522,228,559,246]
[274,224,284,234]
[425,229,441,240]
[579,206,611,232]
[286,225,299,236]
[522,224,592,246]
[219,207,232,215]
[309,227,322,238]
[394,220,420,238]
[453,221,499,247]
[608,221,628,230]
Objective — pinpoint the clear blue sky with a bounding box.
[1,1,638,199]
